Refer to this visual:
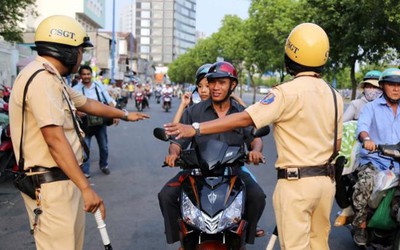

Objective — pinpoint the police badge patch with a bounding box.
[260,92,275,105]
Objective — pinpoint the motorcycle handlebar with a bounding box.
[376,144,400,160]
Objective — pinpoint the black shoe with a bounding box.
[100,167,110,175]
[84,173,91,179]
[353,228,367,246]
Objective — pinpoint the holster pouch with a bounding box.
[334,155,346,182]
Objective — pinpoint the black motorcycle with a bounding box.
[154,126,269,250]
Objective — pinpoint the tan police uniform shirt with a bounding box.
[246,72,343,168]
[9,56,87,170]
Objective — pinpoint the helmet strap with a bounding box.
[383,92,400,104]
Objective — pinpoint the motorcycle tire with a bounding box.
[140,102,144,112]
[393,229,400,250]
[0,151,14,184]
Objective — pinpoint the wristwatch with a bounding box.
[122,109,129,121]
[363,136,371,142]
[192,122,201,136]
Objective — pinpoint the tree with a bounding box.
[245,0,305,103]
[305,0,400,99]
[0,0,37,42]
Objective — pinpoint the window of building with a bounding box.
[141,2,150,9]
[153,10,163,19]
[140,45,150,53]
[141,37,150,44]
[153,2,164,9]
[141,11,150,18]
[140,28,150,36]
[141,20,150,27]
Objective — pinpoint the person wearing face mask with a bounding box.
[342,71,383,122]
[334,70,382,227]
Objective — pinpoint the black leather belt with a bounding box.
[28,166,69,187]
[277,165,334,180]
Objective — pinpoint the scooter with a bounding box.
[135,92,145,112]
[155,90,161,104]
[342,143,400,249]
[162,93,172,112]
[153,126,269,250]
[0,124,17,183]
[116,96,128,110]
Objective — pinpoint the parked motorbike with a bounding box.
[162,93,172,112]
[155,90,161,104]
[0,124,17,183]
[342,143,400,249]
[153,126,269,250]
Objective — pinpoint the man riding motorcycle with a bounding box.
[352,67,400,246]
[158,61,266,248]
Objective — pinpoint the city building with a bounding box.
[121,0,197,66]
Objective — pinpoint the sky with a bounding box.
[104,0,250,36]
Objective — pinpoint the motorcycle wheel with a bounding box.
[393,229,400,250]
[0,151,14,184]
[165,103,170,112]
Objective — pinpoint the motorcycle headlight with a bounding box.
[217,191,244,231]
[181,192,206,231]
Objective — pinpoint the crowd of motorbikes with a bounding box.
[134,87,175,112]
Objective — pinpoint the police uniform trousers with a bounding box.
[273,176,335,250]
[21,180,85,250]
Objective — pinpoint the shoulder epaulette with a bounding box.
[42,63,57,75]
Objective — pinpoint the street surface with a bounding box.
[0,92,357,249]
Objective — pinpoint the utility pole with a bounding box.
[111,0,116,84]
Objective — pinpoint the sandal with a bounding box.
[256,226,265,237]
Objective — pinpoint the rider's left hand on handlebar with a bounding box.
[247,151,265,165]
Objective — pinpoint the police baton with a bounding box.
[266,226,278,250]
[94,210,113,250]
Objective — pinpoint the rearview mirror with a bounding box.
[252,125,270,138]
[153,127,170,141]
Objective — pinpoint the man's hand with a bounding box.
[248,151,265,165]
[81,186,106,219]
[363,140,377,151]
[126,112,150,122]
[165,153,179,167]
[164,123,196,139]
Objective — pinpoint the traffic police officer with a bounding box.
[164,23,344,250]
[9,15,149,249]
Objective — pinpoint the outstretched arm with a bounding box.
[165,111,254,139]
[78,98,150,122]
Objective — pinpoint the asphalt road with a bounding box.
[0,92,357,250]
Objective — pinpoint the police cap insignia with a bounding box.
[42,63,56,75]
[260,92,275,105]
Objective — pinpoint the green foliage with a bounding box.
[169,0,400,100]
[0,0,37,42]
